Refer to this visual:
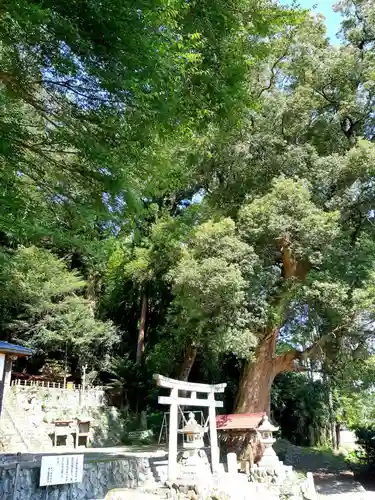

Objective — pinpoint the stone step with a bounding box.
[1,407,53,452]
[0,415,29,453]
[149,457,168,484]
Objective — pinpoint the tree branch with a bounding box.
[257,51,288,98]
[272,323,351,378]
[279,236,309,280]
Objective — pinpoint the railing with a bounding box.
[11,379,103,391]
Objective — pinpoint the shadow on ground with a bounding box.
[274,439,374,495]
[274,440,349,474]
[314,473,367,495]
[355,473,375,492]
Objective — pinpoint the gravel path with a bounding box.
[314,472,371,499]
[274,440,373,499]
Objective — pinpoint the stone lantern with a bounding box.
[177,412,211,485]
[256,415,282,470]
[180,412,205,450]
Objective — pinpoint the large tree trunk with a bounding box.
[235,330,298,414]
[178,344,198,381]
[136,292,147,365]
[234,246,310,415]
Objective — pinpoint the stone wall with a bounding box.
[10,384,106,411]
[0,452,168,500]
[2,385,124,451]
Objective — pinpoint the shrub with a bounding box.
[272,372,330,447]
[353,426,375,469]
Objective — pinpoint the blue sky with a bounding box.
[279,0,342,42]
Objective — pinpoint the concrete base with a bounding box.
[176,448,211,486]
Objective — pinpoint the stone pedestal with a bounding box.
[255,442,286,482]
[176,448,212,486]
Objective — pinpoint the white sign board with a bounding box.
[40,455,84,486]
[0,353,5,381]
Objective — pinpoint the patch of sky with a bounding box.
[98,220,121,236]
[102,192,126,215]
[191,189,205,204]
[278,0,342,43]
[41,43,129,113]
[50,194,69,204]
[99,167,113,177]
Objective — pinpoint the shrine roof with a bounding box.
[216,412,266,430]
[0,341,33,357]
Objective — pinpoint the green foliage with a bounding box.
[0,0,299,242]
[167,218,258,357]
[272,373,330,447]
[238,178,340,264]
[353,426,375,470]
[0,246,118,372]
[1,0,375,432]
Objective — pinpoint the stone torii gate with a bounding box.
[154,374,226,481]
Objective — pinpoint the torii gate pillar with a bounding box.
[154,374,226,481]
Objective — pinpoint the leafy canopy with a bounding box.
[0,246,118,371]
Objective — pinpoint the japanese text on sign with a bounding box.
[40,455,84,486]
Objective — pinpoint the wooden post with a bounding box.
[168,387,178,482]
[208,392,219,473]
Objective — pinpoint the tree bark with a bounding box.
[327,379,337,450]
[336,423,341,448]
[178,344,198,381]
[234,246,315,415]
[235,330,299,414]
[136,292,147,365]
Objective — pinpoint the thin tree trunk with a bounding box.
[63,341,68,389]
[336,423,341,448]
[136,292,147,365]
[235,330,298,414]
[178,344,198,381]
[87,273,99,315]
[328,383,337,450]
[323,366,337,450]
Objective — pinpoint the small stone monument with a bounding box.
[227,452,238,475]
[176,412,211,485]
[251,415,286,487]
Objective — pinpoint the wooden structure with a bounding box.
[0,341,33,417]
[154,374,226,481]
[53,419,91,448]
[216,412,266,472]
